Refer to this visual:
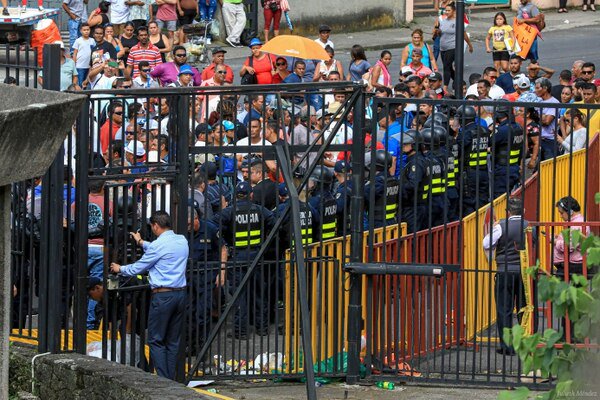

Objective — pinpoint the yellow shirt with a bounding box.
[574,100,600,138]
[488,25,513,51]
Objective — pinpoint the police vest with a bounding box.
[373,176,400,223]
[233,204,263,249]
[290,202,314,246]
[445,138,459,188]
[467,126,490,168]
[319,195,338,240]
[494,122,524,167]
[495,217,528,272]
[428,152,446,195]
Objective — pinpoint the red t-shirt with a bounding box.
[244,53,276,84]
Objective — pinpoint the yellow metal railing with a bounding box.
[283,223,406,372]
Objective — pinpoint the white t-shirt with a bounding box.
[72,37,96,69]
[110,0,130,24]
[466,83,506,99]
[561,127,587,153]
[315,38,334,49]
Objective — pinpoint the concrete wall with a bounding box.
[510,0,586,10]
[9,344,210,400]
[260,0,410,35]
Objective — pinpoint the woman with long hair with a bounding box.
[87,0,110,28]
[434,2,473,93]
[346,44,371,81]
[485,12,515,73]
[401,28,437,71]
[119,22,138,62]
[148,20,172,62]
[370,50,393,90]
[314,46,344,81]
[271,56,290,84]
[104,24,125,60]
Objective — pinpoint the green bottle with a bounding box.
[376,381,395,390]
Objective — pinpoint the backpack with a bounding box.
[535,13,545,31]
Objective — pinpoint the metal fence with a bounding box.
[7,44,600,396]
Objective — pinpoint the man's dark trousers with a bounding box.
[495,270,526,351]
[148,290,186,379]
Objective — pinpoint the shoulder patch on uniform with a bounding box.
[336,192,342,199]
[411,165,416,172]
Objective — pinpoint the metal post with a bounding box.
[346,89,366,384]
[73,104,90,354]
[0,185,11,400]
[173,94,190,383]
[455,0,466,98]
[38,43,63,353]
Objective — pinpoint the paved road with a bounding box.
[224,24,600,87]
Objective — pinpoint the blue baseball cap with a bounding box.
[178,64,194,76]
[222,120,235,131]
[278,183,289,197]
[248,38,263,48]
[236,181,253,196]
[334,160,351,173]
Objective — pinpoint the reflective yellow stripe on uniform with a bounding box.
[469,151,488,166]
[385,203,397,220]
[234,230,261,247]
[509,149,520,165]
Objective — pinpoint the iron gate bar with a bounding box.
[344,263,460,276]
[186,82,365,385]
[73,101,90,354]
[275,145,317,400]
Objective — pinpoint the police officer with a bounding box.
[399,130,430,233]
[482,198,529,356]
[201,161,232,215]
[187,203,227,353]
[419,128,447,226]
[307,166,338,241]
[333,160,353,236]
[443,124,460,222]
[364,150,399,229]
[455,105,490,216]
[275,183,318,251]
[213,181,275,338]
[491,101,524,199]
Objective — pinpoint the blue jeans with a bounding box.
[540,138,557,161]
[526,38,539,61]
[77,68,89,86]
[199,0,217,21]
[148,290,186,379]
[433,36,441,61]
[67,18,82,55]
[87,245,104,329]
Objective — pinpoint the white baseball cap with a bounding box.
[125,140,146,157]
[513,74,531,89]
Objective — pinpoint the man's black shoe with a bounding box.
[2,8,10,15]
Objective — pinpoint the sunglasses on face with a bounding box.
[216,70,227,74]
[126,130,135,134]
[276,62,286,66]
[122,85,132,88]
[113,111,123,115]
[141,68,150,72]
[175,53,187,57]
[582,70,594,74]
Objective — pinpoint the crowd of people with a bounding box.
[6,0,599,381]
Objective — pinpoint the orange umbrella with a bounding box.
[260,35,330,60]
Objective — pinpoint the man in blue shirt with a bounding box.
[110,211,188,380]
[283,60,306,105]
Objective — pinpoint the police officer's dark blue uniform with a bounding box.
[491,103,524,199]
[202,161,232,214]
[307,166,338,241]
[333,161,353,236]
[364,150,399,229]
[419,128,447,227]
[213,181,275,338]
[275,183,318,250]
[187,204,225,351]
[455,105,490,216]
[399,130,430,233]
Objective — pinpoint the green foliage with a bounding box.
[498,223,600,400]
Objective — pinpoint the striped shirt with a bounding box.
[127,43,163,79]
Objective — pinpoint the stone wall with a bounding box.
[9,343,210,400]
